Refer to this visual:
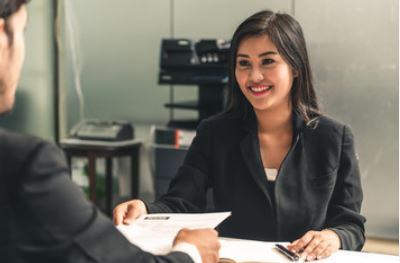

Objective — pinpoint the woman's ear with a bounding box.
[293,69,299,78]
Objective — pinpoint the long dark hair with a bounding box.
[226,10,321,123]
[0,0,29,36]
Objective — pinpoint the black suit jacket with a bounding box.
[147,112,365,251]
[0,128,193,263]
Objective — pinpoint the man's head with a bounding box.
[0,0,28,114]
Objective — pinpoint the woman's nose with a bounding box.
[250,68,264,83]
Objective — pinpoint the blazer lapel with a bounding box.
[239,118,273,208]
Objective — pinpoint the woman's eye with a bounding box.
[237,60,250,67]
[262,58,274,65]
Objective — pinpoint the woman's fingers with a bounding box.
[288,229,341,261]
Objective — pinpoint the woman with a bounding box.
[114,10,365,261]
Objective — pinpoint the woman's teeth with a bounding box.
[250,86,272,92]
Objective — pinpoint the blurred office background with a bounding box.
[0,0,398,250]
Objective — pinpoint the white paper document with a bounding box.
[117,212,231,255]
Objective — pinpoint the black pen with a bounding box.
[275,244,300,261]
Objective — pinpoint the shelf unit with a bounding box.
[163,84,225,129]
[158,38,229,129]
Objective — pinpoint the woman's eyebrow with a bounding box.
[258,51,278,57]
[237,54,249,58]
[237,51,278,58]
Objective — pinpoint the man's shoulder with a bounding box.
[0,128,53,166]
[0,128,46,151]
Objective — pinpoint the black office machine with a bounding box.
[69,120,134,141]
[159,38,229,84]
[158,38,230,129]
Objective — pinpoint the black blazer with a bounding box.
[147,112,366,251]
[0,129,193,263]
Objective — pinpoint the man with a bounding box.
[0,1,220,262]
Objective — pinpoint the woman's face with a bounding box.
[0,5,27,114]
[235,34,295,113]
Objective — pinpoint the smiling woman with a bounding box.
[114,9,366,262]
[227,10,319,124]
[235,35,295,116]
[234,34,296,171]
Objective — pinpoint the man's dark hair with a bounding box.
[0,0,29,36]
[0,0,28,18]
[226,10,321,123]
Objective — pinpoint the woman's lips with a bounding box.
[248,85,273,96]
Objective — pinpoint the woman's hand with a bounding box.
[287,229,341,261]
[113,199,147,225]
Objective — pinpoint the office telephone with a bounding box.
[69,120,134,141]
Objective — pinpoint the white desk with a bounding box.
[118,224,398,263]
[219,237,399,263]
